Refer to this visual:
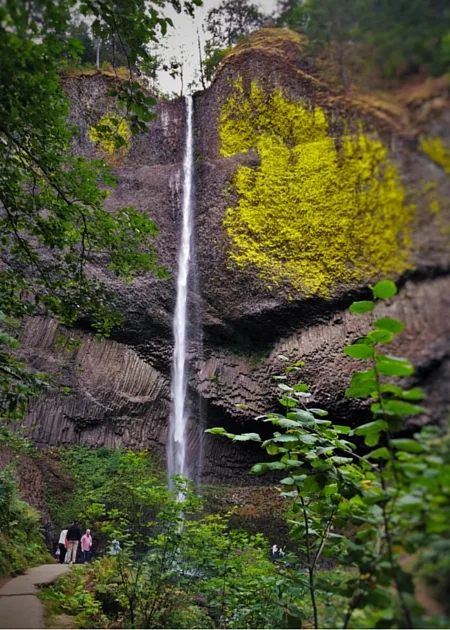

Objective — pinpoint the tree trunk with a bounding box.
[336,40,350,92]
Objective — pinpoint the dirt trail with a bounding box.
[0,564,69,629]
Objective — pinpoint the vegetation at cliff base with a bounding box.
[0,466,51,576]
[207,281,450,629]
[45,447,165,543]
[32,283,450,629]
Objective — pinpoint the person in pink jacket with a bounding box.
[80,529,93,564]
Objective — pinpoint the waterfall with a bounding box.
[167,96,195,484]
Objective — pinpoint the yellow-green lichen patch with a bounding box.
[421,180,450,238]
[220,79,414,296]
[89,113,131,164]
[420,136,450,175]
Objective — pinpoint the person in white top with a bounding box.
[271,544,278,560]
[57,528,68,564]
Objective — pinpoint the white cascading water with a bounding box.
[167,96,195,484]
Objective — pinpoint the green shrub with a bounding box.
[0,466,51,576]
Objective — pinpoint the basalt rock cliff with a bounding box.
[16,29,450,483]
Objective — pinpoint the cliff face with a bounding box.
[17,30,450,483]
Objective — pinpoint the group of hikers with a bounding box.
[56,520,123,564]
[57,521,282,565]
[56,520,92,564]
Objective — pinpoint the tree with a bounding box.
[67,20,98,65]
[359,0,450,77]
[201,0,266,83]
[277,0,450,85]
[205,0,267,49]
[278,0,362,90]
[201,41,232,83]
[0,0,200,445]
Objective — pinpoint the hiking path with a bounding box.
[0,564,69,629]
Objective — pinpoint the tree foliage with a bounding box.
[0,466,52,576]
[208,281,450,629]
[0,0,202,445]
[277,0,450,87]
[205,0,267,49]
[42,470,313,629]
[202,0,267,83]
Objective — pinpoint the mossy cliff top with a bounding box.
[195,28,450,312]
[215,28,410,136]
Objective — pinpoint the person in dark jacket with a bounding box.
[65,520,82,564]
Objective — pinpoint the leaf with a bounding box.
[344,344,374,359]
[233,432,261,442]
[206,427,227,436]
[345,379,377,398]
[274,418,301,429]
[397,494,422,507]
[376,356,414,377]
[250,463,267,475]
[294,410,315,425]
[280,397,297,408]
[366,447,390,460]
[333,425,352,434]
[374,317,404,333]
[400,387,425,401]
[355,420,388,436]
[273,434,299,443]
[383,400,424,416]
[390,439,426,453]
[278,355,289,361]
[372,280,397,300]
[327,456,353,464]
[266,461,287,470]
[298,434,318,445]
[283,459,303,468]
[349,300,375,314]
[365,432,381,447]
[309,408,328,416]
[351,369,375,385]
[266,444,280,455]
[278,383,293,392]
[292,383,309,393]
[380,383,403,396]
[367,329,393,344]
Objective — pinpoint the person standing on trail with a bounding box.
[271,543,278,560]
[80,529,93,564]
[65,520,82,564]
[57,527,68,564]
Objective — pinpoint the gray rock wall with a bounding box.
[15,34,450,482]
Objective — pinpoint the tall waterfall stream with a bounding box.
[167,96,195,484]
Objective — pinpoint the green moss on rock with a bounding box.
[220,79,415,296]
